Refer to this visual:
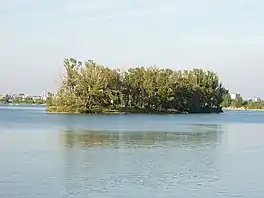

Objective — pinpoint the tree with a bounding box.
[232,96,244,108]
[47,58,228,114]
[221,93,232,107]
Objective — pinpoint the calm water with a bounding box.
[1,104,264,198]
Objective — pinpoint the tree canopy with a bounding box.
[47,58,228,114]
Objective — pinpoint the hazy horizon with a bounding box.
[1,0,264,98]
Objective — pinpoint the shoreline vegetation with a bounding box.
[0,96,46,105]
[221,93,264,111]
[0,101,45,105]
[46,106,223,114]
[2,58,263,114]
[46,58,228,114]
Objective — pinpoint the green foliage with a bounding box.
[245,99,264,109]
[4,97,45,104]
[45,96,53,106]
[221,93,232,107]
[223,96,264,110]
[0,94,9,103]
[231,96,244,108]
[48,58,229,114]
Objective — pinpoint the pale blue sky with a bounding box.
[1,0,264,98]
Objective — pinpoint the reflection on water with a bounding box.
[58,125,225,198]
[60,124,223,149]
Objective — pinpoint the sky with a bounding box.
[1,0,264,98]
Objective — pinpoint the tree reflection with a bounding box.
[60,124,224,149]
[60,124,225,196]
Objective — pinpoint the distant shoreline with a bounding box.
[223,107,264,111]
[0,103,45,106]
[2,103,263,113]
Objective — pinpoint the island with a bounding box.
[46,58,229,114]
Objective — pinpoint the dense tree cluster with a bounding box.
[47,58,228,114]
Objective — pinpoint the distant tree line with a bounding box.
[13,98,44,104]
[0,94,46,105]
[222,94,264,109]
[47,58,229,114]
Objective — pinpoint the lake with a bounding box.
[0,104,264,198]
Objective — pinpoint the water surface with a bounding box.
[0,104,264,198]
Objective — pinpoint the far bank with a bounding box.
[223,107,264,111]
